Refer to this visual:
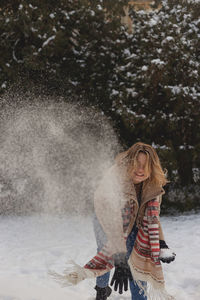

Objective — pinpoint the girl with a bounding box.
[50,142,176,300]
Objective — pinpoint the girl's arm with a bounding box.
[157,195,176,263]
[158,194,165,240]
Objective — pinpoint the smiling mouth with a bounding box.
[135,173,144,177]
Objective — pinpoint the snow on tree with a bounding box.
[111,0,200,186]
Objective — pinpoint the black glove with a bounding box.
[110,253,132,294]
[159,240,176,264]
[94,285,112,300]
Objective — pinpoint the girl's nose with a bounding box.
[137,166,144,173]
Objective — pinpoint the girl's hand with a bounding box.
[159,240,176,263]
[110,253,132,294]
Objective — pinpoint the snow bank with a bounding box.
[0,213,199,299]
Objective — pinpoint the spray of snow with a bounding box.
[0,90,120,216]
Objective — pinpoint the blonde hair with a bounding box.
[115,142,168,187]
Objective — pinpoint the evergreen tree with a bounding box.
[0,0,199,188]
[111,0,200,185]
[0,0,128,101]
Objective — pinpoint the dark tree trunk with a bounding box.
[176,150,194,186]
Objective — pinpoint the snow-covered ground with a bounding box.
[0,213,199,300]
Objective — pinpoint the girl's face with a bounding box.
[132,152,150,184]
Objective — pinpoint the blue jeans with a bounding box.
[93,215,147,300]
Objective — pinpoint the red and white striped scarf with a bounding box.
[84,198,174,299]
[49,195,174,299]
[84,198,161,274]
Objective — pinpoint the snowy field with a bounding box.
[0,213,200,300]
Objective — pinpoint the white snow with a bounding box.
[42,36,56,48]
[168,85,181,95]
[49,13,55,19]
[111,89,119,96]
[90,11,95,17]
[31,27,38,33]
[141,66,148,71]
[151,59,165,65]
[1,82,7,89]
[179,145,194,150]
[161,36,174,45]
[193,168,200,183]
[148,16,159,27]
[97,5,103,10]
[151,143,170,150]
[69,11,76,15]
[29,4,37,10]
[61,11,70,20]
[126,89,138,98]
[124,49,131,56]
[12,39,24,63]
[0,213,200,300]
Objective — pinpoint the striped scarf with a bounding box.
[84,183,143,274]
[84,198,174,299]
[49,186,174,299]
[84,198,161,273]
